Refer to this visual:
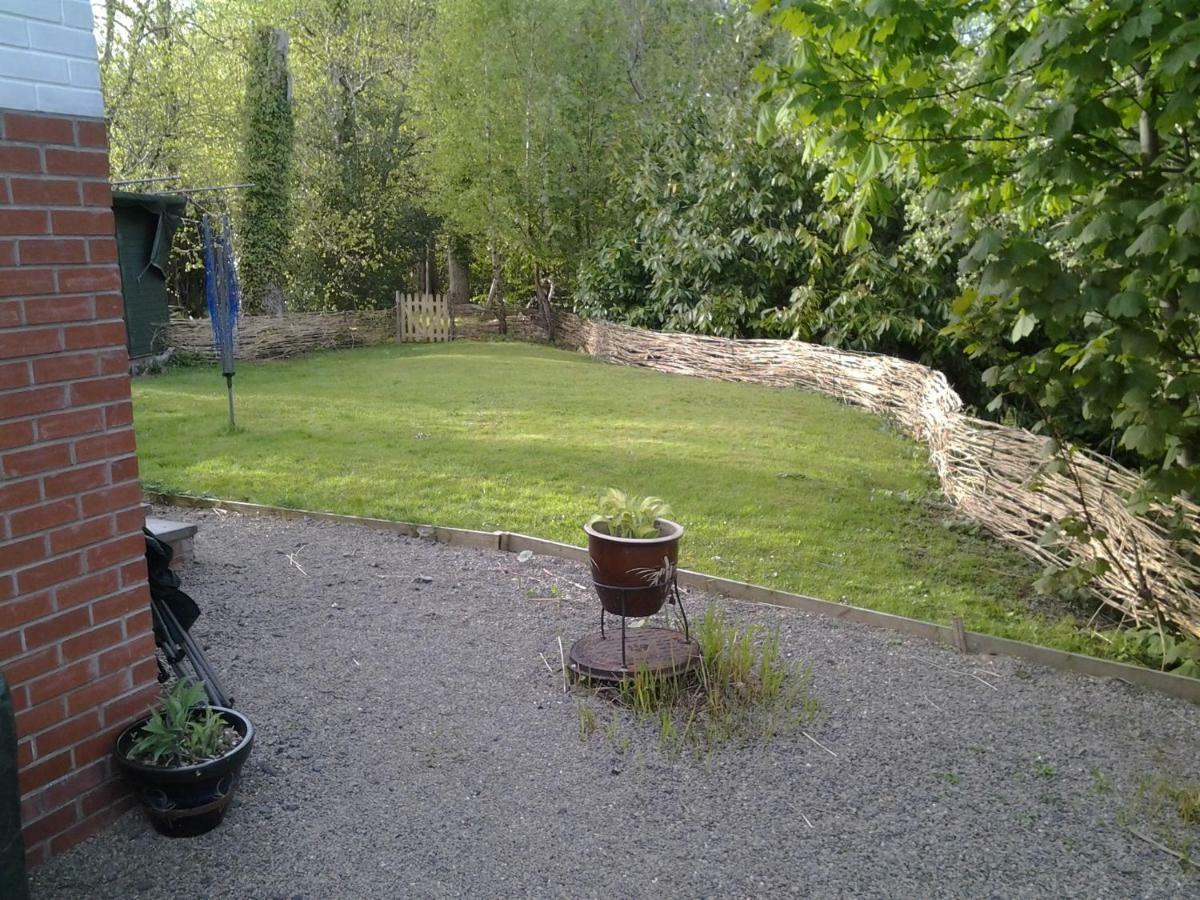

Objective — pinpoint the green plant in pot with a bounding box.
[114,679,254,837]
[584,489,684,617]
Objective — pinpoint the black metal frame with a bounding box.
[596,574,690,669]
[151,596,231,708]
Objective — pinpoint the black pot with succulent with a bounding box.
[114,679,254,837]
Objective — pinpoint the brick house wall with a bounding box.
[1,1,159,866]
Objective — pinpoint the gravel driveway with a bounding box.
[31,507,1200,899]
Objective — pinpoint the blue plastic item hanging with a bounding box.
[202,214,241,426]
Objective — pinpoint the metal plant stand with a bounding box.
[596,574,691,668]
[569,573,700,683]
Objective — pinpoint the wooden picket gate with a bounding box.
[395,292,452,343]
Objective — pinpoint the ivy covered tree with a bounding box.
[285,0,435,311]
[754,0,1200,501]
[241,24,295,315]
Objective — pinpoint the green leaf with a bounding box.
[1047,102,1076,140]
[1120,424,1158,456]
[1126,223,1169,257]
[1106,291,1144,318]
[1010,310,1038,342]
[1178,204,1200,237]
[1078,215,1113,244]
[1160,39,1200,76]
[857,143,890,181]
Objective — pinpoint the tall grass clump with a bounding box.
[578,606,821,755]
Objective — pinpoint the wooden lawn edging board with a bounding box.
[144,491,1200,704]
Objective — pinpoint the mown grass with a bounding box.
[133,340,1103,653]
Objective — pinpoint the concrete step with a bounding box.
[145,516,198,567]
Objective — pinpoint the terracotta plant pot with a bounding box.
[584,518,684,617]
[114,706,254,838]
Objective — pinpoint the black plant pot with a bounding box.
[114,707,254,837]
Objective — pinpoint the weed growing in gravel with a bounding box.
[576,701,597,742]
[1118,774,1200,868]
[576,606,821,755]
[1090,768,1114,795]
[1177,786,1200,826]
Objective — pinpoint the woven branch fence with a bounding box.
[167,306,547,361]
[554,313,1200,637]
[168,310,394,361]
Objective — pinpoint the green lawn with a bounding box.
[134,341,1098,652]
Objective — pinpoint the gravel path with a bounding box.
[31,507,1200,899]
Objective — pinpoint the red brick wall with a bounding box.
[0,110,158,864]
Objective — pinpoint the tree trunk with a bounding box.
[446,236,471,305]
[242,25,293,316]
[487,246,506,336]
[533,267,556,342]
[1133,62,1158,169]
[260,25,291,319]
[423,239,438,295]
[445,236,471,340]
[103,0,116,67]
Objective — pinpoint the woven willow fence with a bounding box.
[168,306,547,361]
[168,310,394,361]
[555,313,1200,637]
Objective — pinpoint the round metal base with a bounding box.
[568,627,701,683]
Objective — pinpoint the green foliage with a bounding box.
[414,0,733,296]
[755,0,1200,501]
[240,24,295,314]
[578,101,839,339]
[1107,627,1200,678]
[284,0,436,310]
[574,22,990,403]
[589,488,671,539]
[127,680,238,768]
[97,1,435,315]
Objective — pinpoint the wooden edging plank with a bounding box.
[145,491,1200,704]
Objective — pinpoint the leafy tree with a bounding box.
[576,12,985,398]
[415,0,616,300]
[414,0,734,305]
[578,101,955,338]
[754,0,1200,501]
[96,0,436,314]
[100,0,244,188]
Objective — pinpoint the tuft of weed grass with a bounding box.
[1118,773,1200,867]
[580,606,821,755]
[576,700,596,742]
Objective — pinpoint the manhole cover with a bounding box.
[568,627,700,683]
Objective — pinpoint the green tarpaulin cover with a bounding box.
[113,191,185,359]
